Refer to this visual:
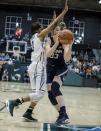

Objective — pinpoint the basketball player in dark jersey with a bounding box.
[46,24,73,124]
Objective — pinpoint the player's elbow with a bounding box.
[46,48,53,58]
[65,56,71,63]
[64,52,72,63]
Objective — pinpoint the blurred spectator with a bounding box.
[23,70,30,83]
[84,52,88,61]
[8,58,13,65]
[2,69,9,81]
[15,27,23,40]
[84,66,92,79]
[0,65,3,80]
[72,56,77,65]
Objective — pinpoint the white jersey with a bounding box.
[30,33,46,63]
[28,33,46,92]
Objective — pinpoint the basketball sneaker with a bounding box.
[22,112,38,122]
[6,100,19,116]
[56,114,70,124]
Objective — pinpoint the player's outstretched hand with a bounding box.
[64,0,68,13]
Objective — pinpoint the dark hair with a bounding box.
[31,22,42,34]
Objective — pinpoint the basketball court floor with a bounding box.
[0,81,101,131]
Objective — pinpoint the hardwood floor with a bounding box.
[0,81,101,130]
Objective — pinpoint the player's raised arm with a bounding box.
[38,0,68,41]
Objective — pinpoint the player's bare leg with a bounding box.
[47,76,70,124]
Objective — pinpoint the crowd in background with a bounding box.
[0,27,101,85]
[69,54,101,79]
[0,49,101,83]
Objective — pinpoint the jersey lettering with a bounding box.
[50,49,62,59]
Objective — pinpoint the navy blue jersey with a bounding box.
[46,37,68,83]
[47,37,66,67]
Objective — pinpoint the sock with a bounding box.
[15,98,24,104]
[26,106,33,114]
[59,106,66,115]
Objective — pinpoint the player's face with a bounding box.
[53,26,61,35]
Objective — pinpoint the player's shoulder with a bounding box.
[30,33,38,42]
[32,33,38,38]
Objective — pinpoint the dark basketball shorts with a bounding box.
[46,64,68,84]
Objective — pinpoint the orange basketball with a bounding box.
[58,29,74,45]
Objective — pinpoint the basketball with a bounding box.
[58,29,74,45]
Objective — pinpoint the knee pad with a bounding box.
[51,81,62,97]
[48,91,58,105]
[29,91,45,102]
[53,76,62,86]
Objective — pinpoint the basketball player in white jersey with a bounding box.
[6,0,68,122]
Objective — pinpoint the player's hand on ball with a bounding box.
[58,29,74,45]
